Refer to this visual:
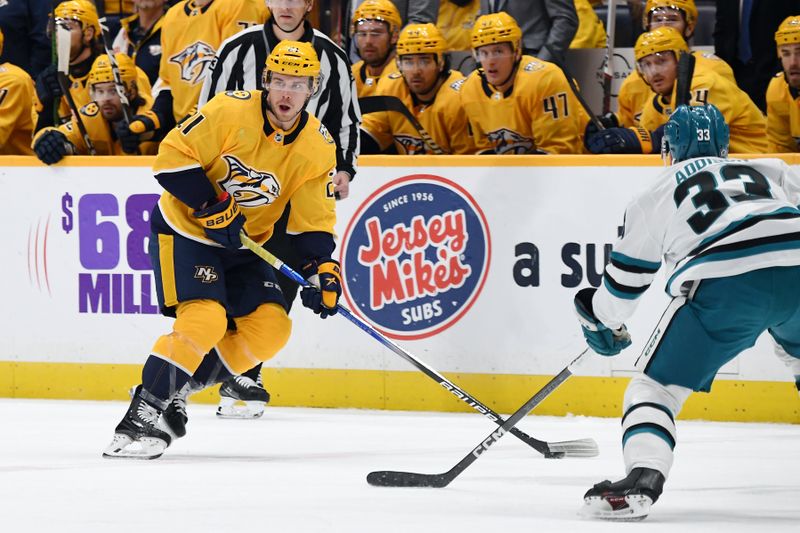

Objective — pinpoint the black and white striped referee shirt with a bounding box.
[199,21,361,178]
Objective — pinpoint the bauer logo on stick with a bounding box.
[341,175,491,340]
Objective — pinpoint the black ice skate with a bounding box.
[580,467,665,521]
[103,394,172,460]
[160,379,205,439]
[216,375,270,419]
[161,389,189,439]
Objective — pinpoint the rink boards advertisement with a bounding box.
[1,155,797,422]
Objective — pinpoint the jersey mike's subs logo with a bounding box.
[341,175,490,340]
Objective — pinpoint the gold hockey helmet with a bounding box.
[264,40,320,94]
[396,23,447,57]
[0,28,4,57]
[775,16,800,51]
[55,0,101,37]
[470,11,522,53]
[634,26,689,63]
[643,0,698,31]
[88,53,138,89]
[351,0,402,35]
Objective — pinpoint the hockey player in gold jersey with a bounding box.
[460,12,586,154]
[134,0,267,136]
[616,0,735,127]
[351,0,401,98]
[587,27,767,155]
[0,28,35,155]
[767,16,800,153]
[361,23,474,155]
[103,41,340,459]
[33,0,102,131]
[32,53,158,163]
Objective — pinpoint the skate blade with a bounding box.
[579,494,652,521]
[216,398,265,419]
[102,433,167,460]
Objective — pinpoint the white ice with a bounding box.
[0,399,797,532]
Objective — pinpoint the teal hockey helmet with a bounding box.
[663,104,729,162]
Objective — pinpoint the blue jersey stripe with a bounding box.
[668,237,800,290]
[610,251,661,272]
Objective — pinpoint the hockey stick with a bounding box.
[367,349,590,488]
[601,0,617,115]
[555,61,605,131]
[240,233,598,459]
[358,96,446,154]
[674,51,696,107]
[98,17,135,125]
[55,24,96,155]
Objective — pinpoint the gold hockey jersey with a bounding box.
[766,72,800,153]
[641,70,767,154]
[352,58,399,98]
[570,0,606,49]
[32,66,93,128]
[362,70,475,154]
[156,0,267,122]
[639,69,767,154]
[460,55,586,154]
[0,62,35,155]
[42,96,159,155]
[618,50,736,127]
[33,61,154,129]
[437,0,479,52]
[153,90,337,246]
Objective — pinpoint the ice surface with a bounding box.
[0,399,797,532]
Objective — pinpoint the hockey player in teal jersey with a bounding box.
[573,104,800,521]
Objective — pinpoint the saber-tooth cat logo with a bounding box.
[169,41,216,84]
[341,175,491,340]
[219,155,281,207]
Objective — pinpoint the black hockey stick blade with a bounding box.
[367,350,590,488]
[675,51,696,107]
[367,470,450,488]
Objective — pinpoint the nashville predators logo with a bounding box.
[319,123,335,144]
[169,41,217,85]
[394,135,427,155]
[487,128,535,154]
[219,154,281,207]
[523,61,546,72]
[193,266,218,283]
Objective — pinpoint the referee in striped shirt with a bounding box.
[198,0,361,410]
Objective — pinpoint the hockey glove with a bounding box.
[33,128,70,165]
[113,121,141,154]
[128,110,162,136]
[584,112,620,140]
[34,65,63,104]
[574,287,632,356]
[300,259,342,319]
[586,126,655,154]
[192,192,246,250]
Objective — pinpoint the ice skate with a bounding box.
[579,467,665,521]
[216,375,270,419]
[103,394,172,460]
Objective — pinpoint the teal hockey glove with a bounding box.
[574,288,632,356]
